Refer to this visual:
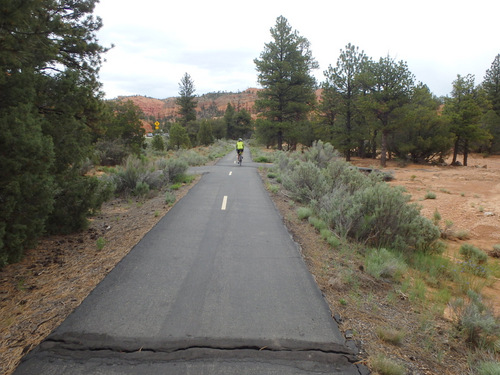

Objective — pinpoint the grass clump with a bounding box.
[375,326,405,346]
[450,290,500,349]
[266,183,279,194]
[96,237,106,251]
[308,216,328,232]
[365,248,407,281]
[164,191,176,205]
[477,361,500,375]
[297,206,313,220]
[370,355,406,375]
[460,243,488,264]
[490,244,500,259]
[425,191,437,199]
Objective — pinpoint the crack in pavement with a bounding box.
[23,335,369,375]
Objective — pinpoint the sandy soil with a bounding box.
[1,153,499,374]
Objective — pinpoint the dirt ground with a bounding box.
[1,154,499,374]
[265,153,500,374]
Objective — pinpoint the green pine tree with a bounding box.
[197,121,214,146]
[169,123,191,149]
[176,73,197,126]
[254,16,318,150]
[322,43,368,161]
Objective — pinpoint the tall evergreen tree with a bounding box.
[483,54,500,114]
[0,0,108,263]
[444,74,488,165]
[103,100,145,155]
[169,123,191,149]
[224,103,237,138]
[254,15,318,150]
[482,54,500,153]
[322,43,368,161]
[391,85,452,163]
[176,73,197,126]
[361,56,414,167]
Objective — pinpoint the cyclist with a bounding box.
[236,138,244,164]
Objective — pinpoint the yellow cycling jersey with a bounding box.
[236,141,244,150]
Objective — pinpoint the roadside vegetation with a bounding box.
[257,142,500,374]
[2,4,500,374]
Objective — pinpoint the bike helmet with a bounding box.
[238,138,242,141]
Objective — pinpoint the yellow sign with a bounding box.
[154,121,160,129]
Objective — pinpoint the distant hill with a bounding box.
[115,88,261,123]
[115,88,323,133]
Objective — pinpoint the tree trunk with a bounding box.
[277,129,283,151]
[346,105,352,162]
[358,139,366,158]
[380,130,388,167]
[371,129,378,159]
[452,137,460,164]
[463,139,469,166]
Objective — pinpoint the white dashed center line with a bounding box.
[221,196,228,211]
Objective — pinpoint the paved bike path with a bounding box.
[14,150,366,374]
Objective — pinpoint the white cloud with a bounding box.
[94,0,500,99]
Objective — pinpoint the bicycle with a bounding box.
[237,151,243,165]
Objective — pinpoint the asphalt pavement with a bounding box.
[14,149,368,374]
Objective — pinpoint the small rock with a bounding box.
[484,212,495,217]
[345,329,353,339]
[333,312,342,323]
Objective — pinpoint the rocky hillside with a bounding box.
[115,88,261,123]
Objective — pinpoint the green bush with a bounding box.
[95,139,129,166]
[46,173,109,234]
[460,243,488,264]
[165,191,176,205]
[301,140,339,169]
[163,158,189,183]
[326,235,341,248]
[151,135,165,151]
[274,141,441,253]
[255,155,271,163]
[297,207,313,220]
[112,156,171,195]
[0,104,56,265]
[281,161,327,203]
[365,248,407,281]
[112,156,148,194]
[197,121,214,146]
[132,181,150,197]
[308,216,328,232]
[451,290,499,348]
[425,191,436,199]
[477,361,500,375]
[174,149,207,166]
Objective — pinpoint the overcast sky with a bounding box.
[94,0,499,100]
